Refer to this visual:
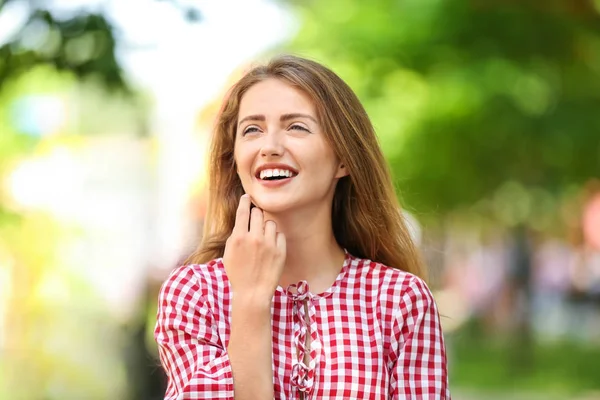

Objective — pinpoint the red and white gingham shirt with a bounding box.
[155,251,451,399]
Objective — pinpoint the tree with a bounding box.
[283,0,600,224]
[0,0,201,92]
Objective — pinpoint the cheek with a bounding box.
[312,146,339,174]
[233,143,242,169]
[233,145,251,177]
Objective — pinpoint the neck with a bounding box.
[263,203,346,293]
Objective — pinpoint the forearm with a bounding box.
[227,297,274,400]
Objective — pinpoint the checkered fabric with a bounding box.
[155,251,451,399]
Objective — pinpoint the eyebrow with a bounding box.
[237,113,318,128]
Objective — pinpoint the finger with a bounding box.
[233,194,251,234]
[250,206,264,235]
[264,220,277,242]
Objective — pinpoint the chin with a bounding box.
[253,200,292,215]
[250,194,295,214]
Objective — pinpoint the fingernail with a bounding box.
[241,194,249,198]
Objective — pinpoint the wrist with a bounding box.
[232,290,273,310]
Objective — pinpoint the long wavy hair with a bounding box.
[185,55,426,280]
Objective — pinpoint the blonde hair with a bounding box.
[186,55,426,280]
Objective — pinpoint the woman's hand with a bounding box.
[224,195,284,399]
[223,194,286,302]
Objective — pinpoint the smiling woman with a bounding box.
[154,55,451,400]
[234,78,346,215]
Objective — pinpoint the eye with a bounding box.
[242,125,261,135]
[289,124,310,132]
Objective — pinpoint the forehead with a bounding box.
[238,78,316,115]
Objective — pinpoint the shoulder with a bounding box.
[349,254,434,310]
[158,258,228,304]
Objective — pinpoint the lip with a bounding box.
[257,175,294,188]
[254,162,298,188]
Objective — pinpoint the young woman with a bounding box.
[154,55,450,399]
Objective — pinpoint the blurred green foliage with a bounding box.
[0,2,186,397]
[0,0,201,92]
[0,67,132,398]
[450,320,600,395]
[0,0,125,92]
[283,0,600,225]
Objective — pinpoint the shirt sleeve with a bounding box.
[154,265,234,400]
[389,275,451,399]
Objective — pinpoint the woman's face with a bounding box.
[234,78,347,214]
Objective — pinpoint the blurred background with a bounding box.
[1,0,599,399]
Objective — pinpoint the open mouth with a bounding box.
[256,168,298,181]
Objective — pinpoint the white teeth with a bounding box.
[259,168,295,180]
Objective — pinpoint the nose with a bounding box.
[260,131,285,158]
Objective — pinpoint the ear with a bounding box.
[335,162,349,178]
